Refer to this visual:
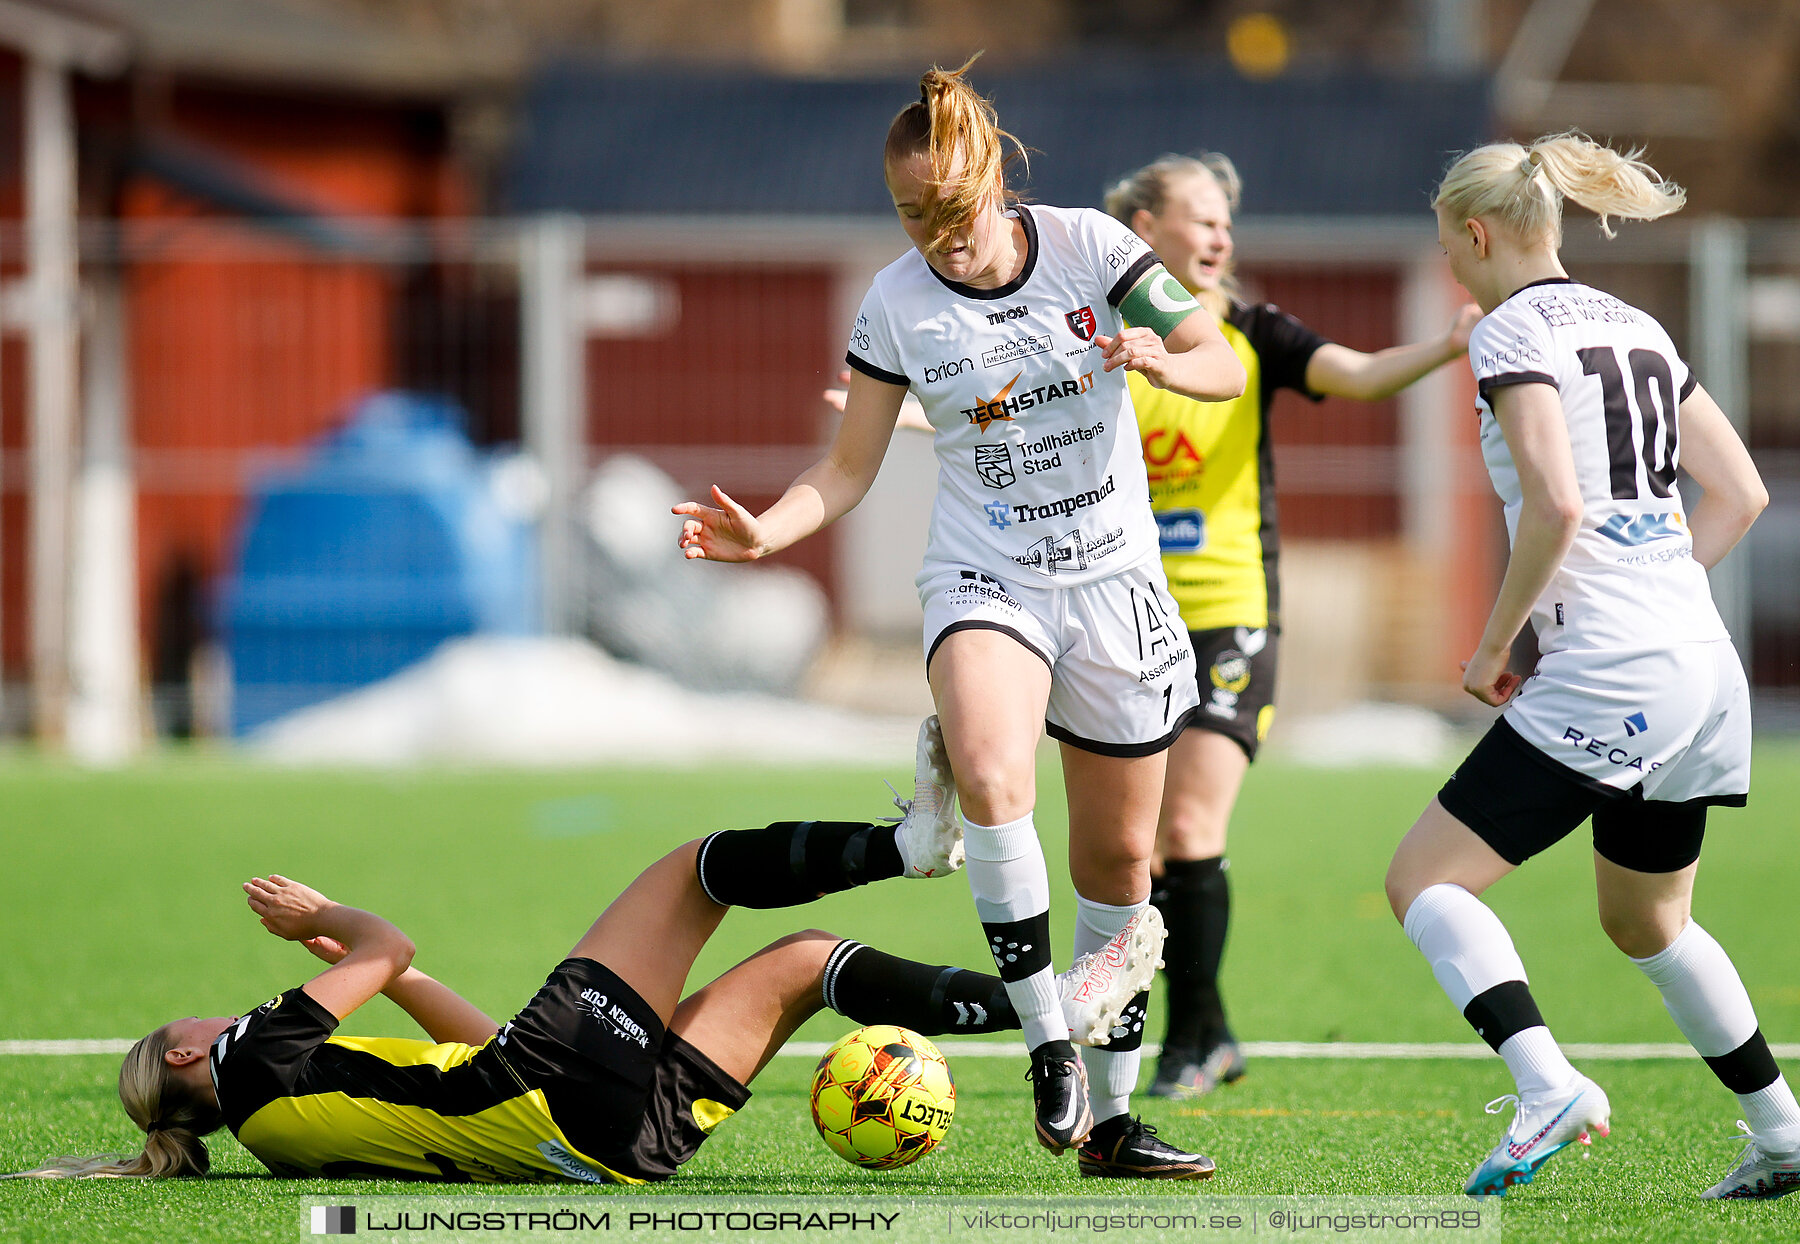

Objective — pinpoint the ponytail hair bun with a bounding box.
[884,53,1027,255]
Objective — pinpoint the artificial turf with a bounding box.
[2,744,1797,1242]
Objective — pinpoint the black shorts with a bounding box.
[497,958,751,1182]
[1182,627,1278,760]
[1438,718,1709,873]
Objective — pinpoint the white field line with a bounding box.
[12,1039,1798,1060]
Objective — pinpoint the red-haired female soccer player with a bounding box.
[676,57,1244,1176]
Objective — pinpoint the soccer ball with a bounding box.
[809,1025,955,1169]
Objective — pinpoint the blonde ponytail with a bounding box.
[1434,131,1685,244]
[4,1028,221,1179]
[884,53,1027,256]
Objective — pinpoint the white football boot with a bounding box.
[1059,905,1166,1047]
[888,715,963,878]
[1464,1073,1610,1195]
[1701,1122,1800,1200]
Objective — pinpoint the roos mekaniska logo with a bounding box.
[311,1205,356,1235]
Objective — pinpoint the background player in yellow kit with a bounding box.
[1104,152,1480,1097]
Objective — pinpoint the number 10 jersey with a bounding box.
[1470,276,1726,654]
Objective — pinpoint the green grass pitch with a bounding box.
[2,743,1798,1242]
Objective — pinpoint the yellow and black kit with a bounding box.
[1130,300,1329,633]
[209,957,748,1183]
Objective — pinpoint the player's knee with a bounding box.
[1597,904,1679,959]
[1070,843,1154,904]
[1383,860,1422,925]
[764,930,841,976]
[951,765,1035,826]
[1160,800,1227,858]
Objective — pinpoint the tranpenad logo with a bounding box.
[311,1205,356,1235]
[1623,712,1648,737]
[1065,306,1097,340]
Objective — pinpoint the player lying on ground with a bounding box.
[1386,132,1799,1200]
[7,721,1179,1184]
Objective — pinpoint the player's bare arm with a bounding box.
[245,876,415,1021]
[1463,382,1582,706]
[822,369,930,432]
[1675,384,1768,570]
[1305,302,1481,401]
[299,933,499,1045]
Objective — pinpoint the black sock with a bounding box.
[822,942,1017,1035]
[1151,857,1232,1052]
[694,821,902,909]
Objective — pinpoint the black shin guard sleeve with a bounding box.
[823,942,1017,1035]
[1105,991,1151,1052]
[1704,1029,1782,1095]
[1463,981,1546,1052]
[981,913,1054,982]
[695,821,902,909]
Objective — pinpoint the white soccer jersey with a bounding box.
[1469,277,1727,653]
[847,204,1163,588]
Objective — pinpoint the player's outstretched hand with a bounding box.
[1095,327,1176,388]
[1460,647,1522,707]
[673,485,765,561]
[244,875,336,942]
[1447,303,1482,354]
[823,369,851,414]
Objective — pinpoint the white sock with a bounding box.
[1073,894,1147,1122]
[963,812,1063,1050]
[1497,1029,1580,1099]
[1742,1077,1800,1158]
[1632,922,1800,1152]
[1631,921,1758,1055]
[1404,883,1576,1096]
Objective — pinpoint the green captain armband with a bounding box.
[1118,264,1202,339]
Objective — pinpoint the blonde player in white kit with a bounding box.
[676,57,1246,1176]
[1384,133,1800,1200]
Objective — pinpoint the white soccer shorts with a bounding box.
[919,559,1200,755]
[1503,639,1751,803]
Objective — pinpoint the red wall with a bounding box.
[584,264,840,602]
[1242,266,1402,540]
[125,85,462,673]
